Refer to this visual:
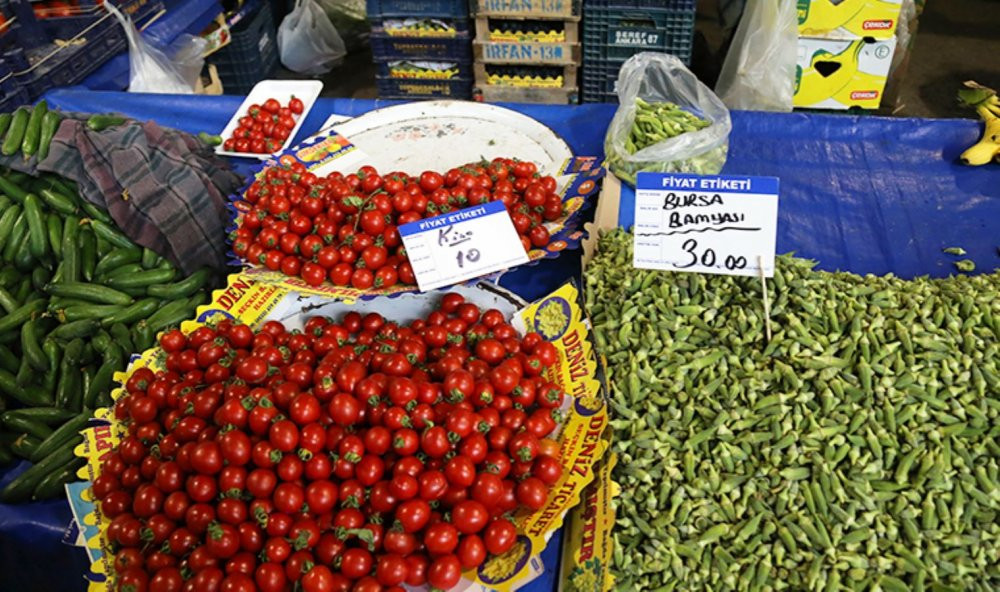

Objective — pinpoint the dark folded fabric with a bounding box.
[0,115,243,273]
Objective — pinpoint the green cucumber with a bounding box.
[0,299,45,333]
[47,212,63,258]
[109,323,135,354]
[31,414,89,463]
[0,174,29,204]
[147,268,213,300]
[1,408,76,426]
[0,205,21,254]
[31,266,50,292]
[61,215,80,282]
[20,318,49,372]
[0,286,19,313]
[46,282,134,305]
[88,219,134,249]
[106,268,176,290]
[42,339,60,392]
[21,99,47,158]
[0,444,77,503]
[2,107,29,156]
[101,263,145,282]
[95,247,142,276]
[60,304,126,323]
[0,415,53,440]
[23,193,47,259]
[2,212,27,262]
[86,114,126,131]
[50,319,102,341]
[39,187,78,216]
[33,457,84,500]
[79,226,97,281]
[10,434,42,460]
[102,298,160,327]
[0,344,18,373]
[141,247,160,269]
[37,110,62,162]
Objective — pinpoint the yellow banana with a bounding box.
[958,101,1000,165]
[960,140,1000,166]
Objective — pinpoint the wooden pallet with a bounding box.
[474,84,578,104]
[474,62,578,89]
[473,16,579,65]
[473,0,579,18]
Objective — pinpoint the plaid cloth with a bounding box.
[0,115,243,273]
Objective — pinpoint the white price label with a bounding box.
[633,172,779,277]
[399,201,530,292]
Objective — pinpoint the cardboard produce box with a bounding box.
[793,36,897,109]
[797,0,903,39]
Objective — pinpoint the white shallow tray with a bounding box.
[314,100,573,176]
[215,79,323,159]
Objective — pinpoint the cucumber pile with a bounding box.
[0,107,220,502]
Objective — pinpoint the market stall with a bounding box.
[0,86,997,592]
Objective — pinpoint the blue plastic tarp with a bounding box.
[0,88,995,591]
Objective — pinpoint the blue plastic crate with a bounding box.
[371,30,472,61]
[375,76,472,99]
[0,0,163,105]
[367,0,469,19]
[0,0,160,51]
[208,0,279,95]
[0,63,28,111]
[581,57,621,103]
[584,0,684,6]
[582,1,695,64]
[375,59,473,80]
[369,17,470,36]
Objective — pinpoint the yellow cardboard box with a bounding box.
[794,36,897,109]
[798,0,903,39]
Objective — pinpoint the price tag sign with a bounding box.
[399,201,530,292]
[633,172,779,277]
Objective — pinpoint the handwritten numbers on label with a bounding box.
[399,201,530,292]
[632,173,779,277]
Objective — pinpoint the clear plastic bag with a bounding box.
[715,0,797,112]
[278,0,347,75]
[316,0,369,52]
[106,2,206,94]
[604,52,732,186]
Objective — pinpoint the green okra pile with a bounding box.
[584,229,1000,592]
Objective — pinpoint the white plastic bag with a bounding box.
[604,53,732,185]
[106,2,206,94]
[715,0,797,111]
[278,0,347,75]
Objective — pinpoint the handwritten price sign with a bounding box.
[632,173,779,277]
[399,201,530,292]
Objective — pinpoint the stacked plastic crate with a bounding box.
[0,0,163,110]
[207,0,280,95]
[580,0,696,103]
[368,0,473,100]
[471,0,581,105]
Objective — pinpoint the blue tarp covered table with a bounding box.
[0,89,996,591]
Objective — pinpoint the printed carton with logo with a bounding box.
[797,0,903,39]
[793,36,897,109]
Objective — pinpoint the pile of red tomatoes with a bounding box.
[94,293,567,592]
[232,158,563,289]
